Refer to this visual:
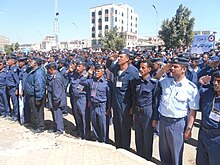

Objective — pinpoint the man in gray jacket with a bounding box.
[46,62,67,135]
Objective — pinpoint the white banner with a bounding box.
[191,34,215,54]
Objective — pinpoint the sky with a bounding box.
[0,0,220,44]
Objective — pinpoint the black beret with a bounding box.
[171,57,189,65]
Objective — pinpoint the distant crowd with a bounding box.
[0,46,220,165]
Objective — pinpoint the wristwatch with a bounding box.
[186,126,192,131]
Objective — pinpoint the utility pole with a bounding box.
[54,0,59,50]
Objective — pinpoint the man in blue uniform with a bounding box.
[24,57,46,133]
[57,59,69,116]
[157,57,200,165]
[46,63,66,135]
[109,49,139,150]
[6,54,19,121]
[17,57,28,124]
[0,60,10,117]
[196,71,220,165]
[131,59,160,160]
[66,59,90,139]
[81,64,111,143]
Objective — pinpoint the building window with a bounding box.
[105,25,108,30]
[98,25,102,30]
[115,17,117,22]
[98,18,102,22]
[130,29,132,32]
[131,16,132,20]
[115,10,117,14]
[122,20,124,24]
[92,33,95,38]
[92,27,95,31]
[136,17,138,21]
[135,24,137,28]
[122,12,124,16]
[92,12,95,17]
[131,10,132,13]
[105,9,109,14]
[121,27,123,31]
[98,11,102,15]
[105,17,108,22]
[131,23,132,26]
[92,19,95,23]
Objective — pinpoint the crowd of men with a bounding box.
[0,47,220,165]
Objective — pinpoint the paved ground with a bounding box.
[0,98,201,165]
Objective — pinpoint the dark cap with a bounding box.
[69,53,76,57]
[45,62,57,69]
[57,59,66,64]
[32,57,43,65]
[95,64,105,70]
[119,49,130,56]
[190,54,200,61]
[151,58,163,63]
[76,58,86,66]
[96,55,103,59]
[18,56,28,62]
[8,54,17,60]
[171,57,189,66]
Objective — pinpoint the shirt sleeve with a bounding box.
[189,87,200,110]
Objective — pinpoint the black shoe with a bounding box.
[32,128,44,133]
[55,131,63,135]
[47,129,56,133]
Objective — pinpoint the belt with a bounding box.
[160,115,186,122]
[134,105,144,112]
[201,126,220,134]
[74,95,86,99]
[92,102,105,107]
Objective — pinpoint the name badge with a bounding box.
[116,81,122,88]
[91,90,96,97]
[77,84,84,92]
[209,111,220,122]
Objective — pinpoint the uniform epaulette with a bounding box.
[150,78,158,83]
[188,81,197,88]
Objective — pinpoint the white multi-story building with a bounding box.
[90,3,138,49]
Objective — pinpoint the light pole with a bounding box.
[54,0,59,50]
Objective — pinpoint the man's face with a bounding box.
[7,59,15,66]
[203,54,209,63]
[171,64,186,78]
[152,62,160,70]
[18,61,25,68]
[0,62,5,70]
[213,77,220,92]
[139,62,151,77]
[95,69,104,79]
[118,54,129,65]
[76,64,86,74]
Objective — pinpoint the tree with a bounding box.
[99,27,126,50]
[3,42,20,55]
[159,4,195,49]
